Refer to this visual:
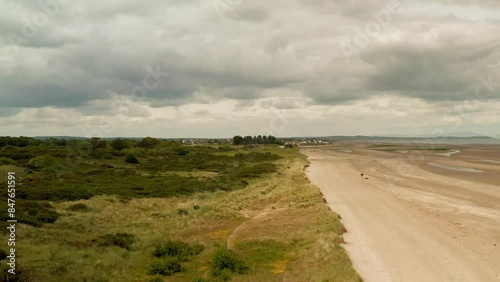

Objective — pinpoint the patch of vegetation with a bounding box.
[149,240,205,277]
[94,233,136,250]
[236,239,287,266]
[211,248,249,279]
[0,249,7,260]
[0,263,30,282]
[28,155,58,169]
[149,258,183,276]
[0,138,360,281]
[153,240,204,260]
[0,157,16,166]
[67,203,89,212]
[0,201,60,229]
[125,154,139,164]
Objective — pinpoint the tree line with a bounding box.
[232,135,282,145]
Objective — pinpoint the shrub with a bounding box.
[125,154,139,164]
[211,248,249,278]
[1,200,61,227]
[149,258,183,276]
[0,157,15,166]
[154,240,204,260]
[174,147,190,156]
[0,249,7,260]
[95,233,136,250]
[67,203,89,212]
[193,205,200,210]
[28,155,56,169]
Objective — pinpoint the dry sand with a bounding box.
[303,145,500,282]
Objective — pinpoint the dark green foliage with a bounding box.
[138,137,159,148]
[149,258,183,276]
[111,139,128,150]
[193,205,200,210]
[150,240,204,276]
[0,249,7,260]
[233,163,277,178]
[94,233,136,250]
[28,155,57,169]
[89,137,107,151]
[211,248,249,278]
[173,147,190,156]
[0,157,15,165]
[0,136,41,147]
[0,201,60,228]
[125,154,139,164]
[232,135,281,145]
[153,240,204,260]
[67,203,89,212]
[2,140,282,203]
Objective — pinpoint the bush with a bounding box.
[95,233,136,250]
[211,248,249,278]
[28,155,56,169]
[149,258,183,276]
[125,154,139,164]
[0,157,15,166]
[0,201,60,228]
[0,249,7,260]
[193,205,200,210]
[67,203,89,212]
[154,240,204,260]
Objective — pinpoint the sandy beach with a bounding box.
[303,145,500,282]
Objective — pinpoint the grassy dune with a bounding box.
[0,144,360,281]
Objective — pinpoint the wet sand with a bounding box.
[303,144,500,282]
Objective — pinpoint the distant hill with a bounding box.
[440,131,491,138]
[33,136,86,140]
[304,135,500,145]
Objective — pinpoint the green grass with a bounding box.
[0,142,360,281]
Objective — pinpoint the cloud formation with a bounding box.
[1,0,499,137]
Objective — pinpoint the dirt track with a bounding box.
[303,145,500,282]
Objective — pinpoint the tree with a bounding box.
[111,139,128,151]
[90,137,107,151]
[232,135,244,145]
[137,137,159,148]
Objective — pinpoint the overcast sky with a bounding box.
[1,0,499,138]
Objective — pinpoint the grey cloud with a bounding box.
[0,0,499,120]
